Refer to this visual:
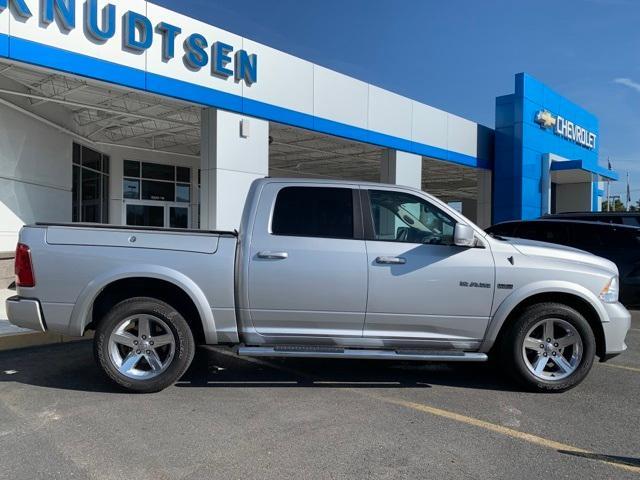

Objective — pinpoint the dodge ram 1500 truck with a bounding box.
[6,178,631,393]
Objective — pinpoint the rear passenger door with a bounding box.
[247,183,368,338]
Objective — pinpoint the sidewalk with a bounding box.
[0,288,91,351]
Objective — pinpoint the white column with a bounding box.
[380,150,422,190]
[200,109,269,231]
[476,169,493,228]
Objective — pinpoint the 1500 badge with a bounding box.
[459,281,491,289]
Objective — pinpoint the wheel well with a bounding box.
[87,277,205,344]
[494,292,606,360]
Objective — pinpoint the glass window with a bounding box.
[72,144,109,224]
[124,160,140,178]
[622,216,640,227]
[72,165,80,222]
[126,205,164,228]
[102,175,109,223]
[170,207,189,229]
[123,179,140,199]
[142,162,175,181]
[142,180,175,202]
[368,190,456,245]
[81,169,100,223]
[487,223,518,237]
[176,184,191,203]
[515,222,569,245]
[73,143,81,165]
[102,155,110,174]
[598,227,640,249]
[272,187,354,239]
[177,167,191,183]
[82,146,101,171]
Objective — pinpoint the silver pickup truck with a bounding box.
[6,178,631,393]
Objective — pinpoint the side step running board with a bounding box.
[237,346,488,362]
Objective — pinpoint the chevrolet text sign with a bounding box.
[0,0,258,85]
[535,110,596,150]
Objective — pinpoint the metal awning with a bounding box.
[550,159,619,184]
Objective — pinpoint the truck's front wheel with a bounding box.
[94,297,195,393]
[499,302,596,393]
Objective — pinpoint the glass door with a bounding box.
[124,201,190,229]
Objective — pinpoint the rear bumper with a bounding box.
[601,301,631,358]
[5,296,46,333]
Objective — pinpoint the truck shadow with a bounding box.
[174,347,519,391]
[0,342,520,394]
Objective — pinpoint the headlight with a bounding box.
[599,276,619,303]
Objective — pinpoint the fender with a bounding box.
[68,264,218,344]
[479,280,607,353]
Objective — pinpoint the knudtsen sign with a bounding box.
[535,110,597,150]
[0,0,259,85]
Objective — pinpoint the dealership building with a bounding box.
[0,0,619,256]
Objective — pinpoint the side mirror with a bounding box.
[454,223,476,247]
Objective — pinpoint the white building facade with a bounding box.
[0,0,615,255]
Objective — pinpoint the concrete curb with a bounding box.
[0,331,93,352]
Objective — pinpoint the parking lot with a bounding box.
[0,314,638,480]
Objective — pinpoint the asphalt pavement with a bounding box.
[0,314,638,479]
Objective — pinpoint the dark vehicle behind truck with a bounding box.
[487,219,640,307]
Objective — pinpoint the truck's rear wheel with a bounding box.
[94,297,195,393]
[499,302,596,393]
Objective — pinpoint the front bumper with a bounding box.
[601,301,631,358]
[5,296,47,333]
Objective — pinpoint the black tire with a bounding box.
[498,302,596,393]
[94,297,195,393]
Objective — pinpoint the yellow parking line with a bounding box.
[602,363,640,373]
[355,390,640,474]
[205,346,640,474]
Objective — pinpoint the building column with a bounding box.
[200,108,269,231]
[380,150,422,190]
[476,169,492,228]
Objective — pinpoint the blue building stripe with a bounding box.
[4,36,487,170]
[147,72,242,113]
[243,97,315,131]
[0,33,8,58]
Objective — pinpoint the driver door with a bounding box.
[362,188,495,343]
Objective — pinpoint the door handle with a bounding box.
[257,251,289,260]
[376,256,406,265]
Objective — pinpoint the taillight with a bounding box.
[15,243,35,288]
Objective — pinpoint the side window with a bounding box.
[522,223,569,245]
[599,227,640,248]
[622,217,640,227]
[272,187,354,239]
[368,190,456,245]
[488,223,517,236]
[570,224,605,250]
[513,222,548,242]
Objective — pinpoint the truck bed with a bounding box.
[15,223,239,342]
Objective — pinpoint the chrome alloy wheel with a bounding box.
[108,315,176,380]
[522,318,583,381]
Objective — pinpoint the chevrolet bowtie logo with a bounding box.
[535,110,557,129]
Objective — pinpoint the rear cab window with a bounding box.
[271,186,356,239]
